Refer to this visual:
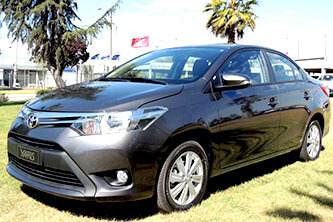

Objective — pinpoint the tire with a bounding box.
[157,141,209,213]
[300,120,322,161]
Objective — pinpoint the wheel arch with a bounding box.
[300,110,325,145]
[156,125,217,181]
[307,110,325,134]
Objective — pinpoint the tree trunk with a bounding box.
[49,66,66,88]
[228,29,236,44]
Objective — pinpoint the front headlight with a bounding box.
[17,105,30,119]
[71,106,168,135]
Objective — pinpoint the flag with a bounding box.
[101,55,110,60]
[131,36,149,48]
[91,54,100,60]
[64,67,76,72]
[112,55,120,60]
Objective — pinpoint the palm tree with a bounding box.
[204,0,258,44]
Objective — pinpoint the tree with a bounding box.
[82,64,94,81]
[0,0,121,88]
[204,0,257,44]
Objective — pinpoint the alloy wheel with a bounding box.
[306,124,321,159]
[168,151,204,206]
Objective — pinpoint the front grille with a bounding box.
[8,133,63,151]
[9,154,83,188]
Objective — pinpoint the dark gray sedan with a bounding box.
[7,44,330,212]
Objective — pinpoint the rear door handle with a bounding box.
[304,91,310,100]
[268,97,278,108]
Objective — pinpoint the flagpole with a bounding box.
[110,12,113,61]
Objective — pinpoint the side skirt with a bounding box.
[212,145,301,177]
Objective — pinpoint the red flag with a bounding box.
[131,36,149,48]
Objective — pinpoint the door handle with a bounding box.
[304,91,310,100]
[268,97,278,108]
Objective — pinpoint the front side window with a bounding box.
[220,50,269,85]
[267,52,299,82]
[104,48,224,84]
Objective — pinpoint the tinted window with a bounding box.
[289,62,303,80]
[181,57,209,79]
[105,48,224,84]
[267,52,296,82]
[220,50,269,84]
[134,56,172,79]
[290,63,303,80]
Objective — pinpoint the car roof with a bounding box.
[163,44,278,53]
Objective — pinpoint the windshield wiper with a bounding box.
[98,77,167,85]
[125,77,168,85]
[97,77,130,82]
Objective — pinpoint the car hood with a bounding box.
[27,81,183,112]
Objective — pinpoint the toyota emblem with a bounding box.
[27,114,39,129]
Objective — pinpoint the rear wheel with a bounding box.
[300,120,322,161]
[157,141,209,213]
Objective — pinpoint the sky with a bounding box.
[0,0,332,65]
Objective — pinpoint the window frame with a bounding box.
[288,60,304,81]
[217,48,273,87]
[263,50,305,83]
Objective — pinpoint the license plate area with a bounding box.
[17,145,40,165]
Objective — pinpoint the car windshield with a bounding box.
[319,75,333,81]
[103,47,224,84]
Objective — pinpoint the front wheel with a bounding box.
[300,120,322,161]
[157,141,209,213]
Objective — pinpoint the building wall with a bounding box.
[0,68,80,88]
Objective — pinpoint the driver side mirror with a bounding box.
[214,74,251,91]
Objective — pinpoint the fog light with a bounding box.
[103,170,130,186]
[117,170,128,185]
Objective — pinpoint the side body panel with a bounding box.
[276,81,312,149]
[215,84,281,168]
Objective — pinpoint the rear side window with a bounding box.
[220,50,269,85]
[267,52,302,82]
[289,62,303,80]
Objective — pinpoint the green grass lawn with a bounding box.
[0,104,332,221]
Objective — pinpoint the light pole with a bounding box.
[13,40,18,88]
[297,40,300,59]
[110,12,113,60]
[9,41,18,88]
[324,34,327,61]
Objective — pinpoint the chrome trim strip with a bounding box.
[38,120,80,125]
[23,107,100,118]
[20,106,102,125]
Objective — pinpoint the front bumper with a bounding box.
[7,117,169,202]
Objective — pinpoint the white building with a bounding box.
[0,57,115,89]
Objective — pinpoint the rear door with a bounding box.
[215,49,281,168]
[265,51,311,150]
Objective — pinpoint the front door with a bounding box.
[214,50,281,168]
